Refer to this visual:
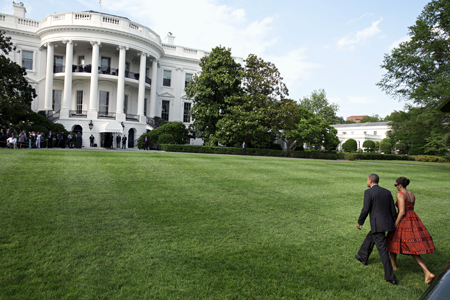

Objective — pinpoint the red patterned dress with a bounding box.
[387,192,436,255]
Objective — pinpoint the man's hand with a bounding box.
[356,223,361,230]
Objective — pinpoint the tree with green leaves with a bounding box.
[421,133,449,155]
[377,0,450,106]
[299,89,342,124]
[213,54,288,148]
[342,139,357,152]
[386,105,449,155]
[359,114,385,123]
[362,140,376,152]
[186,46,244,145]
[0,31,37,130]
[137,122,188,149]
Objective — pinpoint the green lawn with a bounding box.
[1,150,449,299]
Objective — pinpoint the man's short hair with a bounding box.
[368,174,379,183]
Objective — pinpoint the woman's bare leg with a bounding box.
[390,252,397,270]
[412,255,435,284]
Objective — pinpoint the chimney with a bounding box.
[164,32,175,45]
[13,2,27,18]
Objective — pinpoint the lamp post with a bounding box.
[89,120,93,130]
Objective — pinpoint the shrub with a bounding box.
[413,155,449,163]
[380,142,392,154]
[351,153,414,161]
[137,122,188,149]
[342,139,357,152]
[395,142,407,154]
[362,140,375,152]
[158,134,174,144]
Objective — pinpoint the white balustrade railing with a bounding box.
[52,14,65,21]
[75,13,91,21]
[129,22,140,30]
[17,18,40,27]
[184,48,197,54]
[102,16,119,25]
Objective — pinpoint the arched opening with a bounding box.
[128,128,136,148]
[72,125,83,134]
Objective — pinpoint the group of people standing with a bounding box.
[0,128,83,149]
[356,174,436,286]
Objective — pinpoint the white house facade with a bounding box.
[1,2,243,147]
[331,122,389,151]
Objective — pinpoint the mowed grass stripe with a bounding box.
[1,150,449,299]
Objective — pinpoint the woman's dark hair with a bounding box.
[396,177,410,187]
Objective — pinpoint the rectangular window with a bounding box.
[146,67,150,78]
[101,57,111,74]
[163,70,171,87]
[351,131,354,135]
[364,131,367,134]
[183,102,191,123]
[185,73,193,88]
[54,55,64,73]
[144,98,147,116]
[374,131,377,135]
[22,50,33,70]
[124,95,128,114]
[125,62,130,71]
[161,100,170,121]
[78,55,85,66]
[52,90,62,112]
[76,91,83,114]
[99,91,109,114]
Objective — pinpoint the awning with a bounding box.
[99,121,123,133]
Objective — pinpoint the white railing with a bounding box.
[75,13,91,21]
[52,14,65,21]
[17,18,40,27]
[162,44,176,51]
[184,48,197,54]
[102,16,119,25]
[129,22,140,30]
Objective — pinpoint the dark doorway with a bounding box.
[128,129,135,148]
[73,125,83,135]
[100,133,114,148]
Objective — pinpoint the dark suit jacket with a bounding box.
[357,185,396,233]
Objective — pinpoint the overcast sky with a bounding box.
[2,0,431,119]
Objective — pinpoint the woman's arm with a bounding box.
[394,193,406,227]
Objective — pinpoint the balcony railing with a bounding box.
[69,110,87,118]
[98,112,116,119]
[146,116,157,127]
[57,65,152,84]
[47,110,60,122]
[126,114,139,122]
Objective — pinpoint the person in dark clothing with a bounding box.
[60,132,65,148]
[144,136,149,150]
[122,135,127,149]
[116,135,121,148]
[48,131,53,148]
[89,134,95,147]
[110,135,114,148]
[76,132,82,148]
[355,173,397,285]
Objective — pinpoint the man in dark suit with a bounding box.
[48,131,53,148]
[356,174,397,285]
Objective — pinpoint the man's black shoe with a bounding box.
[355,255,367,265]
[387,280,397,285]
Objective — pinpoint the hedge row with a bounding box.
[413,155,449,163]
[159,144,339,160]
[347,153,415,161]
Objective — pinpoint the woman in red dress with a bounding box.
[387,177,436,284]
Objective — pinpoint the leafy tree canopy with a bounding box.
[377,0,450,106]
[342,139,357,152]
[186,46,244,145]
[0,31,37,130]
[137,122,188,149]
[359,114,386,123]
[299,89,342,124]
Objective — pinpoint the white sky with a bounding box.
[1,0,430,119]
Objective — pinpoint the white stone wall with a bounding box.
[331,122,389,151]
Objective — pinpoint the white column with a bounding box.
[61,40,73,119]
[137,52,147,120]
[44,42,54,111]
[150,59,158,117]
[88,41,100,119]
[116,45,127,121]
